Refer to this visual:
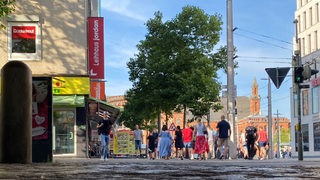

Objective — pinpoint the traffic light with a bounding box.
[302,65,319,80]
[294,66,319,83]
[294,67,304,83]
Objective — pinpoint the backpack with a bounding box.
[246,126,256,139]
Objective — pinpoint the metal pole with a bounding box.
[226,0,236,149]
[276,110,280,158]
[267,77,274,159]
[294,19,303,161]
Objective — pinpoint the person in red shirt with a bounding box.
[257,127,268,160]
[182,124,194,159]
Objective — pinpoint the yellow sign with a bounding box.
[52,77,90,95]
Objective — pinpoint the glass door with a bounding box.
[53,109,76,155]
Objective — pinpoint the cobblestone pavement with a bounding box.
[1,158,320,179]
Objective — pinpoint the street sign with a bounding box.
[169,122,176,131]
[265,67,290,89]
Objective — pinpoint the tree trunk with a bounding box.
[183,104,187,129]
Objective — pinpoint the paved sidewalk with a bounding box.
[1,158,320,179]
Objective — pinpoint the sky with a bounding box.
[100,0,296,119]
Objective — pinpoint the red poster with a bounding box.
[12,26,36,39]
[88,17,104,79]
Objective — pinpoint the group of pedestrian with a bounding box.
[97,112,270,161]
[143,115,230,161]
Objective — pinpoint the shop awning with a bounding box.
[87,97,122,123]
[53,95,85,107]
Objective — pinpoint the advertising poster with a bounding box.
[32,78,51,140]
[113,130,135,155]
[12,25,36,53]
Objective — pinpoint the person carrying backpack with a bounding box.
[245,121,257,160]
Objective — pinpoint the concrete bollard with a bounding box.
[0,61,32,163]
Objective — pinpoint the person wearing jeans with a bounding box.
[97,111,113,161]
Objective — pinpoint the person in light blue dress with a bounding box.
[158,125,172,160]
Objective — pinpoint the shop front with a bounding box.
[52,76,89,157]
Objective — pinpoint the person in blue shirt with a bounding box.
[216,115,231,160]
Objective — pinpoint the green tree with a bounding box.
[0,0,16,29]
[122,6,227,129]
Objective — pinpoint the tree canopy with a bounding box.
[0,0,16,29]
[120,6,227,130]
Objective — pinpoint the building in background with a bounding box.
[0,0,120,160]
[291,0,320,157]
[238,79,290,155]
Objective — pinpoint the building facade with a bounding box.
[291,0,320,157]
[0,0,117,161]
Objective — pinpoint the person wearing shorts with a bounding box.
[182,124,194,159]
[133,124,143,158]
[216,115,231,160]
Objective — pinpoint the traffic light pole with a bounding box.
[293,19,303,161]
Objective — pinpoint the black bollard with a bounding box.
[0,61,32,163]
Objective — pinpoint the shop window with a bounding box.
[295,124,309,152]
[302,124,309,151]
[314,122,320,151]
[312,86,319,114]
[302,90,309,116]
[8,22,41,60]
[293,93,298,118]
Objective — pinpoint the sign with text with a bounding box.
[88,17,104,79]
[52,77,90,95]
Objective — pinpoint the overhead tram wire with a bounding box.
[236,28,293,45]
[236,58,291,64]
[234,32,293,51]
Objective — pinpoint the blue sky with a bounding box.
[100,0,296,118]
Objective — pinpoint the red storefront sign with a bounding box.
[12,26,36,39]
[90,81,106,101]
[88,17,104,79]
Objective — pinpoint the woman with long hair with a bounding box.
[175,125,184,160]
[158,125,173,160]
[193,117,207,160]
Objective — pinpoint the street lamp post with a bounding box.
[226,0,237,151]
[262,77,274,159]
[274,110,281,158]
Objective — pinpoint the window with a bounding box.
[308,34,311,53]
[309,7,313,27]
[294,93,298,118]
[316,3,319,23]
[303,11,307,31]
[298,15,301,33]
[312,86,319,114]
[8,22,41,61]
[315,31,318,50]
[302,89,309,116]
[302,124,309,151]
[295,124,309,151]
[302,38,306,56]
[314,122,320,151]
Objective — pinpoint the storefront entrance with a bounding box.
[53,109,76,155]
